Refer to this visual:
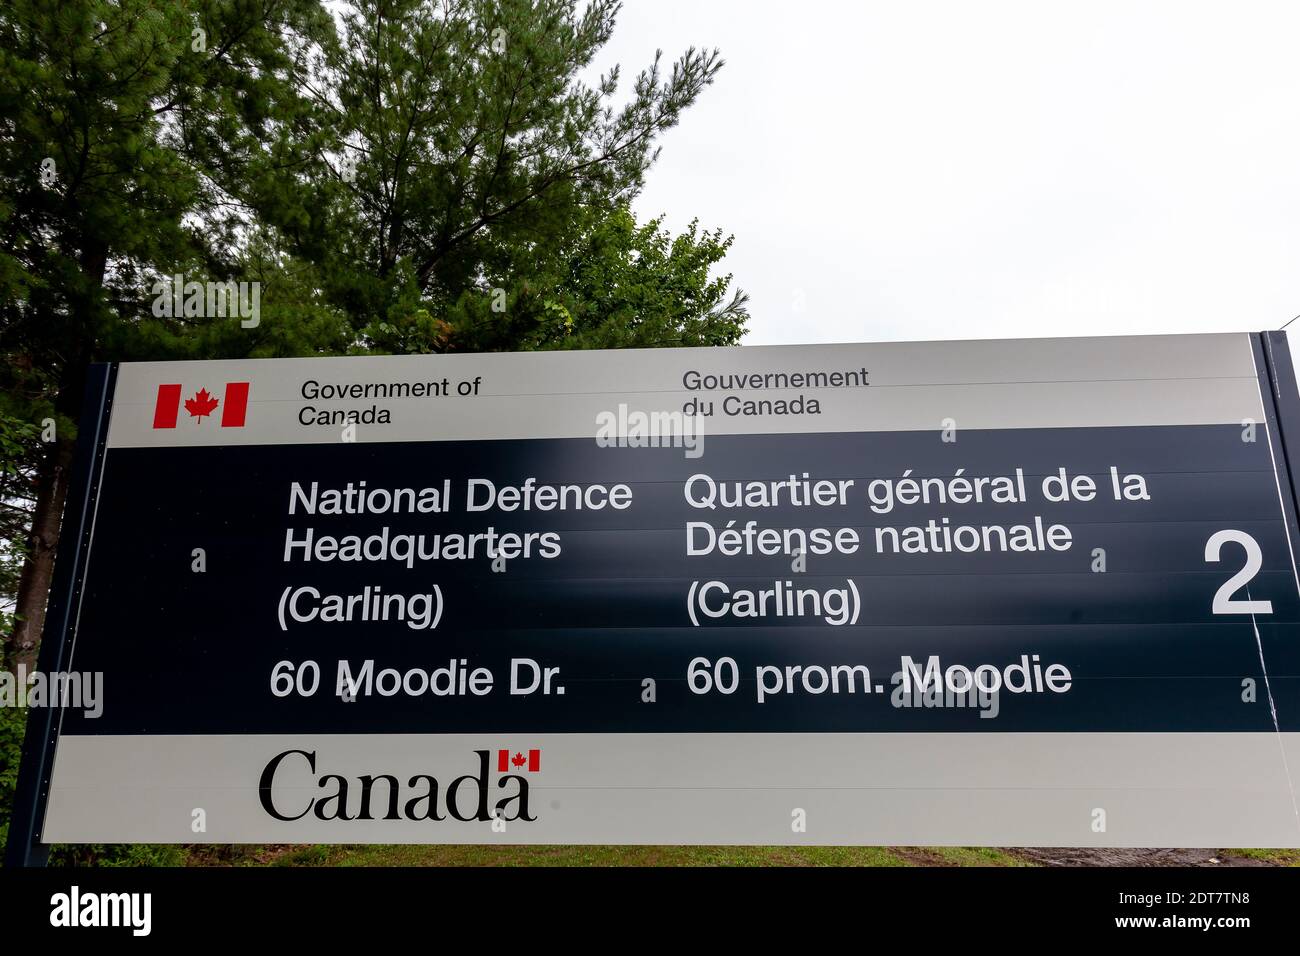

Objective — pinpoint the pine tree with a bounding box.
[0,0,341,667]
[279,0,735,345]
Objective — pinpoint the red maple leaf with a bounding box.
[184,388,220,422]
[511,752,526,768]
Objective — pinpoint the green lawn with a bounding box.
[59,843,1300,867]
[184,844,1034,867]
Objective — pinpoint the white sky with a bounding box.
[594,0,1300,346]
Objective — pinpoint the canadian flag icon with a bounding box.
[497,749,541,773]
[153,382,249,428]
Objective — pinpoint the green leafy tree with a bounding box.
[0,0,342,667]
[423,203,748,353]
[0,408,42,644]
[284,0,731,345]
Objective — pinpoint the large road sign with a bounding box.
[8,331,1300,857]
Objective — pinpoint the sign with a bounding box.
[10,331,1300,853]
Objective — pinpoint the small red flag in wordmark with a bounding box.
[497,749,540,773]
[153,382,249,428]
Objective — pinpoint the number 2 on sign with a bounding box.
[1204,530,1273,615]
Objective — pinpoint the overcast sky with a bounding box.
[593,0,1300,346]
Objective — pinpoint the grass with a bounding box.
[184,843,1030,867]
[68,842,1300,867]
[1225,847,1300,865]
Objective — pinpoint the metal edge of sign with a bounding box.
[1251,334,1300,589]
[1260,332,1300,541]
[4,363,117,868]
[1249,335,1300,828]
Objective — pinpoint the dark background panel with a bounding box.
[60,424,1300,735]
